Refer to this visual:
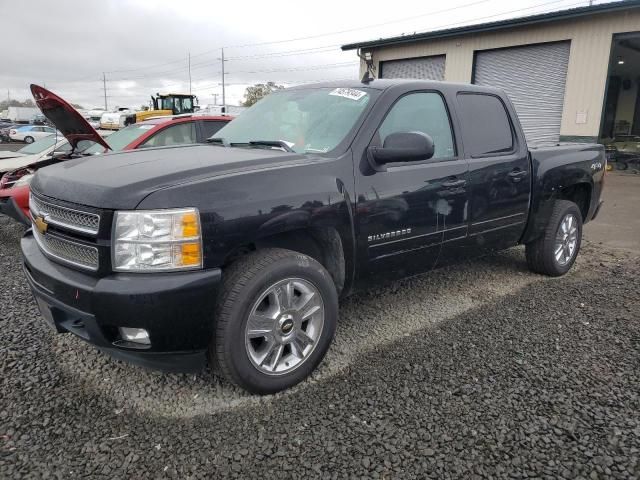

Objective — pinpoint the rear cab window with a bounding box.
[456,93,515,157]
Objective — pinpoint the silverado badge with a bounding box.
[368,228,412,243]
[34,216,48,235]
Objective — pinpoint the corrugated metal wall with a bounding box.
[380,55,446,80]
[474,42,571,144]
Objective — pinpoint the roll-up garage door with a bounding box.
[380,55,446,81]
[473,41,570,145]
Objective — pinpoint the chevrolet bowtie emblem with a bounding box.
[34,215,48,234]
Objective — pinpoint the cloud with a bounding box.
[2,0,586,109]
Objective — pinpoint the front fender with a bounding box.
[136,152,357,275]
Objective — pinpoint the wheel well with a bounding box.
[558,183,591,221]
[224,227,346,295]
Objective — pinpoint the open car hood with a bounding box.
[30,84,110,152]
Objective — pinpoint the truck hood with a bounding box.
[30,84,111,152]
[31,144,312,210]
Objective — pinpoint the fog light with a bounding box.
[118,327,150,345]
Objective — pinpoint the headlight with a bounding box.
[112,208,202,272]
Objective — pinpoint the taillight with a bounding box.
[9,129,16,135]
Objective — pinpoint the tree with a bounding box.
[241,82,284,107]
[71,103,84,109]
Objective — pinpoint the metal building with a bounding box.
[342,0,640,147]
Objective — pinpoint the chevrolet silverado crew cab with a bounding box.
[23,81,605,394]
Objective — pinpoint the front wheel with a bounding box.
[23,136,34,144]
[210,248,338,394]
[525,200,582,276]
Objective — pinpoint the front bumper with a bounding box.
[22,230,222,373]
[0,195,30,225]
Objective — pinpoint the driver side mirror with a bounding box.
[368,131,435,165]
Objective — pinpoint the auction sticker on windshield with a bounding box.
[329,88,367,101]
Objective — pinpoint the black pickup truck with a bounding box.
[22,81,605,394]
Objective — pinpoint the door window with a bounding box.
[378,92,455,160]
[140,122,197,148]
[456,93,514,156]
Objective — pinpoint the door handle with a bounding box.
[443,179,466,188]
[508,169,528,181]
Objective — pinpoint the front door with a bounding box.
[355,91,469,283]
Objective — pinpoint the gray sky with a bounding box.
[2,0,609,109]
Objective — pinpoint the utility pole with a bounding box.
[102,72,108,110]
[188,52,192,95]
[221,48,226,114]
[212,93,219,105]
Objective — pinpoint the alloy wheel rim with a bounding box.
[554,213,578,266]
[245,277,324,376]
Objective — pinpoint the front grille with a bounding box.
[30,193,100,235]
[33,227,99,271]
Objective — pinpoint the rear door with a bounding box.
[356,90,468,281]
[456,92,531,252]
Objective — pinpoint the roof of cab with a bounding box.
[288,78,505,95]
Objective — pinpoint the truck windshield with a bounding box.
[213,87,377,154]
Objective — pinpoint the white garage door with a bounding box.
[473,41,571,145]
[380,55,446,81]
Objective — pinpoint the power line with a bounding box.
[43,0,589,107]
[356,0,587,45]
[98,0,493,76]
[230,62,358,75]
[223,0,495,49]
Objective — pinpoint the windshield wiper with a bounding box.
[246,140,295,153]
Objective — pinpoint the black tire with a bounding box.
[23,136,34,144]
[210,248,338,394]
[525,200,582,277]
[615,161,629,171]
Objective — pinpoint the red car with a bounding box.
[0,85,232,225]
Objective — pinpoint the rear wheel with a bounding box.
[525,200,582,276]
[210,248,338,394]
[23,136,34,144]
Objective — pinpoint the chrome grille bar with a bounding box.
[30,193,100,236]
[32,227,99,271]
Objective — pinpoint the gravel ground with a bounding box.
[1,215,639,479]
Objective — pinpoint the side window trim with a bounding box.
[456,91,518,159]
[371,89,459,165]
